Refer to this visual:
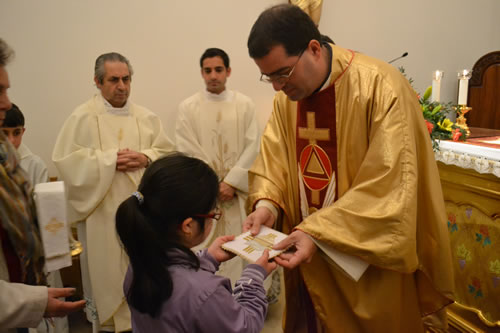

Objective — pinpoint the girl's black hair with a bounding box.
[115,152,219,317]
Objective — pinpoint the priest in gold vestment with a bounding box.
[245,5,455,333]
[52,53,174,332]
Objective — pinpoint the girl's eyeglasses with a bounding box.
[194,208,222,221]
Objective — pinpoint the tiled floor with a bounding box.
[67,311,91,333]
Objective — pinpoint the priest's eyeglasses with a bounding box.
[194,208,222,221]
[260,49,305,85]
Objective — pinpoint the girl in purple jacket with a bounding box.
[115,153,276,333]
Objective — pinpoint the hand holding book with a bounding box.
[221,226,289,263]
[207,235,236,263]
[272,229,317,269]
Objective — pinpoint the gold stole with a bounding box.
[296,83,338,219]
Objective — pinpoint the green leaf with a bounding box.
[431,104,442,115]
[423,86,432,101]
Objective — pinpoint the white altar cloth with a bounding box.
[435,140,500,178]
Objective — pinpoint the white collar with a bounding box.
[203,89,233,102]
[99,94,130,115]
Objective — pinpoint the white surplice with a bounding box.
[176,89,259,285]
[52,94,174,332]
[18,144,48,187]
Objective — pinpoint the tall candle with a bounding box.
[431,70,443,103]
[457,69,472,105]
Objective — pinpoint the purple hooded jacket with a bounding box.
[123,248,268,332]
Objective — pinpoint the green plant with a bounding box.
[419,86,467,151]
[399,66,467,151]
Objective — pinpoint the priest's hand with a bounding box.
[207,235,236,263]
[219,182,235,201]
[243,206,275,236]
[44,288,86,318]
[272,230,317,269]
[255,249,278,277]
[116,149,149,172]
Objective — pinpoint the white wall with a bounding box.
[319,0,500,102]
[1,0,499,177]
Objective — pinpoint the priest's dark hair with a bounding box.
[320,34,335,45]
[200,48,230,69]
[0,38,14,67]
[115,152,219,317]
[248,4,322,59]
[2,103,24,127]
[94,52,134,84]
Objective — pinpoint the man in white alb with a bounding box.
[176,48,261,286]
[52,52,174,332]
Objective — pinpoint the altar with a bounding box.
[435,130,500,332]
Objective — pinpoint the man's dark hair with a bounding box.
[0,39,14,67]
[200,48,230,68]
[94,52,134,84]
[248,4,322,59]
[320,34,335,45]
[3,103,24,127]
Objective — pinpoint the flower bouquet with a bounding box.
[398,67,467,151]
[419,86,467,151]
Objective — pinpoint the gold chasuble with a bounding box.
[248,45,455,333]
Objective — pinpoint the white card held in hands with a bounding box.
[222,226,289,263]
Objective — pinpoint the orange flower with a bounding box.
[425,120,434,134]
[452,128,462,141]
[479,225,489,237]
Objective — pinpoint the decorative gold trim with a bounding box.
[448,310,482,332]
[453,302,500,328]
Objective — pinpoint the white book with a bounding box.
[314,239,369,282]
[222,226,369,282]
[222,226,289,263]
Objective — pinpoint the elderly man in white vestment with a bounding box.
[176,48,262,287]
[52,52,174,332]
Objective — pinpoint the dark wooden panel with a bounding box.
[466,51,500,130]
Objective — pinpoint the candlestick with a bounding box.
[457,69,472,105]
[431,70,443,103]
[454,105,472,138]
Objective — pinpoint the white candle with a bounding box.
[457,69,472,105]
[431,70,443,103]
[458,79,468,105]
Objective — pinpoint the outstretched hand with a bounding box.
[254,249,278,276]
[273,230,317,270]
[44,288,86,318]
[207,235,236,263]
[242,207,276,236]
